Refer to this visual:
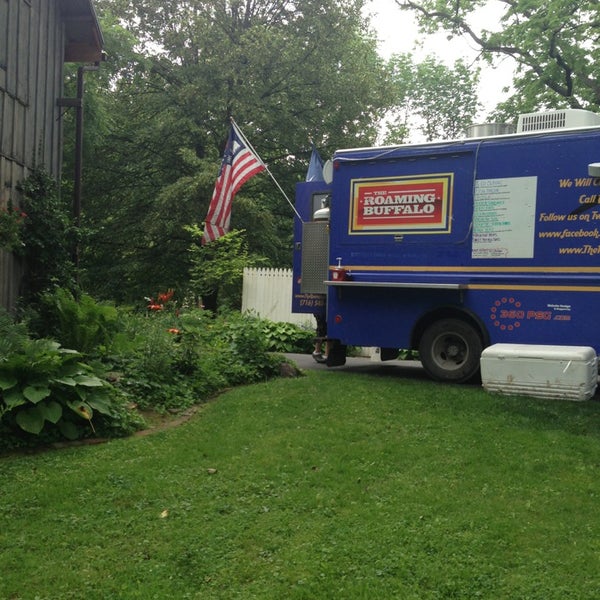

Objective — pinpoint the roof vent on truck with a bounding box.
[517,109,600,133]
[465,123,515,138]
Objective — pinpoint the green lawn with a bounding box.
[2,368,600,599]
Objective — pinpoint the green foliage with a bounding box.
[174,310,215,374]
[0,337,122,441]
[187,227,266,311]
[0,293,291,448]
[0,308,29,358]
[399,348,420,360]
[76,1,391,303]
[216,312,282,385]
[0,301,144,450]
[398,0,600,119]
[110,309,282,413]
[258,318,314,353]
[17,169,77,303]
[385,54,481,143]
[31,288,125,357]
[110,311,194,412]
[0,203,27,253]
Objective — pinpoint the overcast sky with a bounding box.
[363,0,516,119]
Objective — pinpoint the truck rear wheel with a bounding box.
[418,318,483,383]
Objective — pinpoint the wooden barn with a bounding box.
[0,0,103,309]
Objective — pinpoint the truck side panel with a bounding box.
[325,129,600,355]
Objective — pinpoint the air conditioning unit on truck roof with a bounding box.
[517,109,600,133]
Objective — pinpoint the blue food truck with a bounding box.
[292,110,600,382]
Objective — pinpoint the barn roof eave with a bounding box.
[60,0,105,63]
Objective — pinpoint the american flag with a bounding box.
[202,122,265,244]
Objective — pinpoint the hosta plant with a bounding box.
[0,338,115,440]
[259,319,313,353]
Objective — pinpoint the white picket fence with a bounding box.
[243,267,375,357]
[242,267,313,327]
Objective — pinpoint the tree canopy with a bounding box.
[384,54,481,143]
[75,0,392,302]
[60,0,483,305]
[397,0,600,119]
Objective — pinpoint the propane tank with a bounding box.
[313,195,330,221]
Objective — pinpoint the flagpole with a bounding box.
[231,118,304,223]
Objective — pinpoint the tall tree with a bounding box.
[397,0,600,119]
[78,1,391,302]
[384,54,480,143]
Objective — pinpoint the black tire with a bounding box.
[418,318,483,383]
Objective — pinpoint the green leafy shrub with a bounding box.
[0,337,136,443]
[29,288,126,357]
[173,310,214,374]
[0,299,290,450]
[0,307,29,357]
[170,310,229,398]
[0,308,143,452]
[17,169,77,304]
[216,312,282,384]
[112,309,218,412]
[110,311,188,412]
[399,349,420,360]
[0,202,26,253]
[187,227,267,311]
[111,309,285,413]
[110,309,224,412]
[258,318,314,353]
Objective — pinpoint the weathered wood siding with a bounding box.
[0,0,66,309]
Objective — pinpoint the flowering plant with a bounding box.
[0,203,26,253]
[145,289,175,312]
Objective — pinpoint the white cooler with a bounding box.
[480,344,598,401]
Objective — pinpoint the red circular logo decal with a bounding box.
[490,297,523,331]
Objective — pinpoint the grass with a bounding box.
[2,367,600,599]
